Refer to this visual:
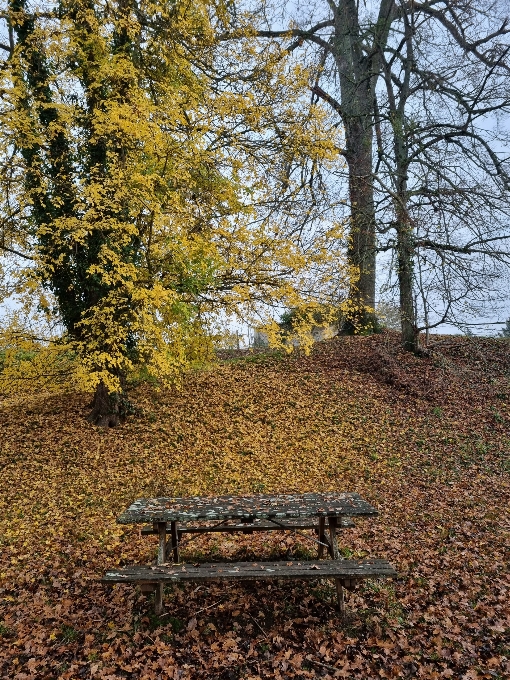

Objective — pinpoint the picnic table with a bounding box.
[103,492,396,617]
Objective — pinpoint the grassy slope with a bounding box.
[0,332,508,679]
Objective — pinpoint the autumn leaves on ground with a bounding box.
[0,333,508,680]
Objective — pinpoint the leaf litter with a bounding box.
[0,332,508,679]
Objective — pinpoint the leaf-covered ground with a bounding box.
[0,333,508,679]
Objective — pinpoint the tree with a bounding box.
[499,319,510,338]
[235,0,510,348]
[374,0,510,351]
[249,0,397,331]
[0,0,346,424]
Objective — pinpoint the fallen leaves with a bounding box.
[0,333,509,678]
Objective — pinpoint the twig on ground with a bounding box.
[306,657,342,673]
[248,613,269,640]
[193,599,225,616]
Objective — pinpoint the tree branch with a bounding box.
[416,239,510,258]
[0,244,34,260]
[410,1,510,72]
[310,84,344,117]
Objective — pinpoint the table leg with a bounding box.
[171,521,180,563]
[241,518,254,534]
[156,522,167,564]
[335,579,345,617]
[327,517,339,559]
[318,517,326,559]
[327,517,345,617]
[155,521,166,615]
[155,581,163,616]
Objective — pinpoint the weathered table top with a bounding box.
[117,492,378,524]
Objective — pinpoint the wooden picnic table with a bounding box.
[105,492,396,616]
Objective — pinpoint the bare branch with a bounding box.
[0,244,34,260]
[410,1,510,72]
[416,239,510,258]
[310,84,343,117]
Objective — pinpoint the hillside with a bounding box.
[0,333,508,679]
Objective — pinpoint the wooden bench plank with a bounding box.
[139,516,356,536]
[103,558,396,584]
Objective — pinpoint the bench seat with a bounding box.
[103,557,396,615]
[103,558,396,584]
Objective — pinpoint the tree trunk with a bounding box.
[396,216,420,353]
[343,120,377,332]
[260,1,398,333]
[87,376,128,427]
[393,116,419,352]
[331,0,393,333]
[386,12,421,355]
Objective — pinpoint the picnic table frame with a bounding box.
[113,492,386,615]
[118,491,378,562]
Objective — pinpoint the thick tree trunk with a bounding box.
[87,376,129,427]
[344,121,377,332]
[331,0,392,334]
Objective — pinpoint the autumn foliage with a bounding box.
[0,0,347,423]
[0,333,508,678]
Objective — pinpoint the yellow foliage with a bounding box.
[0,315,76,395]
[0,0,348,400]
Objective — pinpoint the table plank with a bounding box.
[117,492,377,524]
[103,558,396,583]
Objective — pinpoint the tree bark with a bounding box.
[87,376,129,427]
[344,120,377,331]
[330,0,396,332]
[395,213,420,352]
[383,10,421,354]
